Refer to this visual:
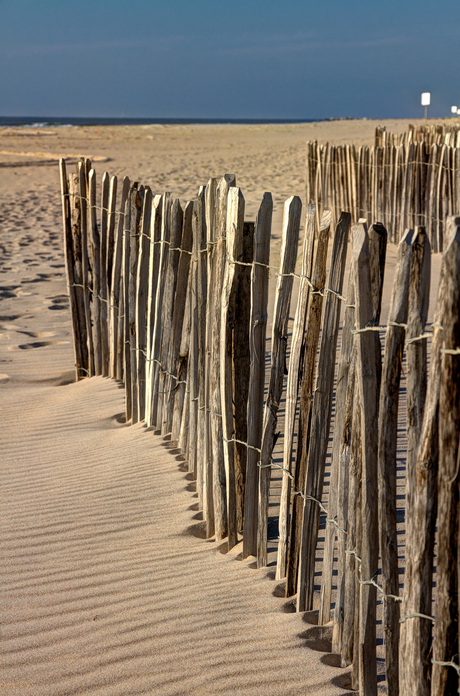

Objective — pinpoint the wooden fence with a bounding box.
[375,123,460,148]
[60,157,460,696]
[305,137,460,253]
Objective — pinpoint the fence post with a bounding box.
[109,176,130,381]
[150,194,172,428]
[431,217,460,694]
[165,200,193,437]
[128,185,144,425]
[220,186,245,550]
[331,275,355,659]
[399,226,430,693]
[145,194,163,426]
[285,210,331,596]
[353,222,379,696]
[257,196,302,568]
[276,204,316,579]
[100,172,110,376]
[159,199,184,433]
[135,188,152,422]
[89,169,103,377]
[60,160,86,381]
[378,228,414,694]
[296,212,351,614]
[243,192,272,559]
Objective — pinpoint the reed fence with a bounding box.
[306,128,460,253]
[60,156,460,696]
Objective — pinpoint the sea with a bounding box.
[0,116,327,128]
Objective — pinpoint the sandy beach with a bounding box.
[0,118,443,695]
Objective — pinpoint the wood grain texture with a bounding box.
[296,212,351,613]
[145,194,163,427]
[89,169,102,377]
[285,209,331,596]
[99,172,110,377]
[276,204,316,580]
[399,226,430,694]
[109,176,130,381]
[135,188,152,422]
[243,192,272,559]
[377,228,414,695]
[128,186,144,425]
[257,196,302,568]
[331,274,355,655]
[220,187,244,550]
[431,217,460,696]
[353,222,379,696]
[164,200,193,438]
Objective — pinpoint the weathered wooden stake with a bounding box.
[257,196,302,568]
[243,192,272,559]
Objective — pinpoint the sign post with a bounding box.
[421,92,430,120]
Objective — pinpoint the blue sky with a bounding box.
[1,0,459,119]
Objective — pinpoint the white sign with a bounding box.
[421,92,431,106]
[452,106,458,113]
[457,108,460,115]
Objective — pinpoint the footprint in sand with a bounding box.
[46,295,69,311]
[0,374,9,382]
[18,330,55,338]
[18,341,68,350]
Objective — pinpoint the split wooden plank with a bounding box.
[285,209,332,596]
[220,186,245,550]
[233,220,254,532]
[203,178,219,520]
[242,192,273,559]
[209,176,235,540]
[430,218,460,695]
[399,225,430,695]
[60,160,86,381]
[195,187,207,506]
[164,201,193,437]
[353,222,379,696]
[135,188,152,422]
[257,195,302,569]
[122,182,138,421]
[77,161,94,377]
[296,212,351,613]
[145,194,163,426]
[176,261,193,452]
[377,228,414,695]
[321,271,355,629]
[276,204,316,580]
[106,175,118,300]
[150,194,172,428]
[89,169,103,377]
[159,199,184,434]
[99,172,110,376]
[128,186,144,425]
[331,275,355,657]
[109,176,130,380]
